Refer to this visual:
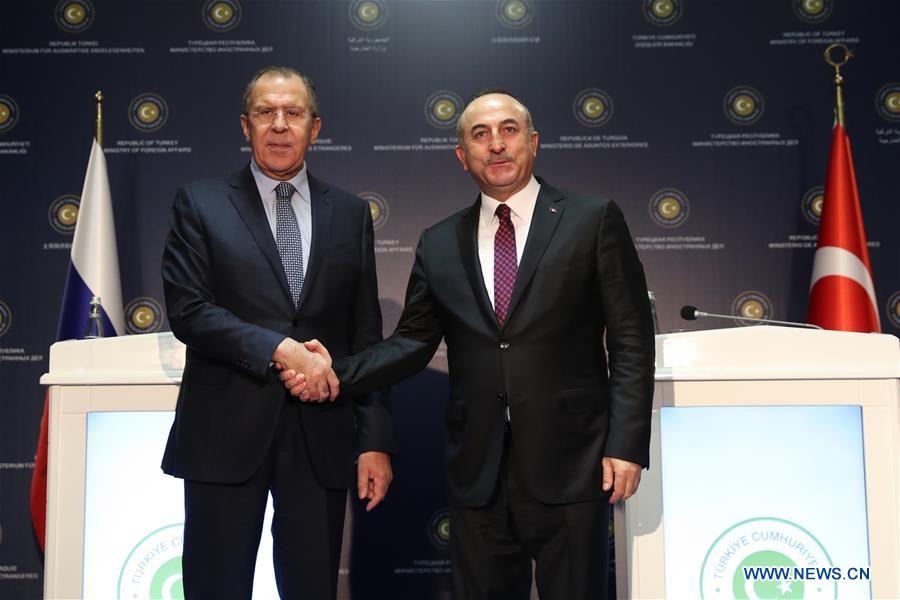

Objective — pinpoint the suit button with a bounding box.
[499,342,510,350]
[497,393,506,402]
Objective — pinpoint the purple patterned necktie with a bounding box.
[494,203,517,326]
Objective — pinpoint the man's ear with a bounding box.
[454,145,469,171]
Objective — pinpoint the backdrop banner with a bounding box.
[1,1,898,598]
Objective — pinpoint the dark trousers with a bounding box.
[182,399,347,600]
[450,426,610,600]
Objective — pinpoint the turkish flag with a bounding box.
[807,124,881,332]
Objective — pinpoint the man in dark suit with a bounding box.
[161,66,393,600]
[284,91,655,599]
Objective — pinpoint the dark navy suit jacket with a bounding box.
[161,165,392,488]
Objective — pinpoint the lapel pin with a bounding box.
[549,207,558,213]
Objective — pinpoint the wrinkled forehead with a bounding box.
[460,94,527,128]
[248,74,310,106]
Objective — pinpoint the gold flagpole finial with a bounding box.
[823,43,853,128]
[94,90,104,147]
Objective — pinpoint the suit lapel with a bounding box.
[297,174,333,311]
[456,199,500,330]
[227,166,293,306]
[505,182,565,325]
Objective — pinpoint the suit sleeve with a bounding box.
[350,204,394,454]
[595,200,656,467]
[334,229,444,398]
[161,186,285,379]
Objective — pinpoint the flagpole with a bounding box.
[823,43,852,127]
[94,90,103,147]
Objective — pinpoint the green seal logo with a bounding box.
[573,88,614,128]
[496,0,536,29]
[129,93,169,133]
[118,523,184,599]
[424,90,463,129]
[643,0,683,27]
[874,83,900,123]
[49,194,80,234]
[349,0,388,31]
[428,509,451,549]
[359,191,389,231]
[55,0,94,33]
[649,188,689,228]
[792,0,833,24]
[801,186,824,226]
[202,0,242,32]
[0,94,21,135]
[724,86,764,126]
[731,291,774,326]
[125,297,164,334]
[700,517,836,598]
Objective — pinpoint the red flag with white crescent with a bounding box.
[807,123,880,332]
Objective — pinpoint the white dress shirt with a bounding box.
[250,158,313,277]
[477,176,541,308]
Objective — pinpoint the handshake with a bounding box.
[272,337,339,402]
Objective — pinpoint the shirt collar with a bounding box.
[249,159,310,203]
[479,175,540,222]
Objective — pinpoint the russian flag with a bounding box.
[807,123,880,333]
[30,138,124,549]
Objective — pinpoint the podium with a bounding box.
[616,326,900,599]
[42,328,899,598]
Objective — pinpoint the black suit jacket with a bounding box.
[335,179,654,507]
[161,165,392,489]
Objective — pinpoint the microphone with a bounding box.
[680,305,823,330]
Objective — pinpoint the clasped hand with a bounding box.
[272,338,338,401]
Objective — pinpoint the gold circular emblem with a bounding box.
[732,94,756,116]
[129,93,169,132]
[885,92,900,114]
[0,300,10,338]
[424,91,463,129]
[740,299,763,319]
[49,195,81,234]
[792,0,832,23]
[55,0,94,32]
[731,291,773,326]
[211,2,233,23]
[433,99,456,122]
[358,1,380,22]
[124,297,164,334]
[723,86,764,125]
[801,0,825,15]
[652,0,674,18]
[359,191,389,230]
[349,0,388,30]
[63,2,86,24]
[582,97,605,119]
[649,188,689,228]
[875,83,900,122]
[496,0,535,29]
[505,0,527,21]
[0,104,9,125]
[202,0,241,32]
[138,102,160,124]
[573,89,614,127]
[658,197,681,219]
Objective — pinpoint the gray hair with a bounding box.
[456,88,534,145]
[241,66,319,117]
